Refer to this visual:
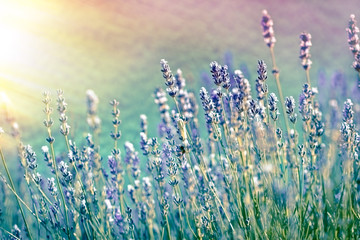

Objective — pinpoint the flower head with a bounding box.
[347,14,360,56]
[256,60,268,100]
[160,59,178,97]
[268,93,279,121]
[343,99,354,125]
[261,10,276,48]
[299,32,312,70]
[285,96,297,124]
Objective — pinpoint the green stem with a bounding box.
[1,175,44,225]
[305,69,311,86]
[0,226,21,240]
[298,157,304,237]
[184,209,197,239]
[166,215,172,240]
[0,147,33,240]
[49,142,71,238]
[147,220,155,240]
[269,47,290,136]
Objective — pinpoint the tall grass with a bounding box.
[1,10,360,239]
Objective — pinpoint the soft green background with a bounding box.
[0,0,359,169]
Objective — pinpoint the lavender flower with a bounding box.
[299,83,313,122]
[114,208,126,234]
[343,99,354,125]
[340,122,351,142]
[80,199,87,215]
[47,177,58,196]
[234,70,251,97]
[140,132,150,156]
[57,89,71,136]
[200,87,220,140]
[210,61,222,86]
[108,155,117,175]
[188,91,199,118]
[124,141,140,172]
[210,61,231,90]
[86,89,99,115]
[60,121,70,136]
[299,32,312,70]
[68,140,80,164]
[142,177,152,198]
[285,96,295,115]
[233,70,252,114]
[154,88,171,137]
[181,91,194,121]
[175,68,186,91]
[268,93,279,121]
[261,10,276,48]
[32,172,42,184]
[353,52,360,73]
[11,224,21,240]
[140,114,147,134]
[57,89,67,114]
[59,161,72,183]
[268,93,278,112]
[110,99,121,141]
[220,64,231,90]
[347,14,360,56]
[127,184,136,203]
[86,89,101,131]
[256,60,268,101]
[211,89,225,125]
[248,99,260,119]
[41,145,54,169]
[106,186,116,200]
[160,59,178,97]
[200,87,217,124]
[285,96,297,124]
[346,15,360,74]
[23,145,37,170]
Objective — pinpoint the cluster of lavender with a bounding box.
[1,9,360,240]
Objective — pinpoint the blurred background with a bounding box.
[0,0,359,168]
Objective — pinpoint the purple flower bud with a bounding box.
[24,145,37,170]
[343,99,354,124]
[299,32,312,70]
[347,14,360,56]
[47,177,57,196]
[261,10,276,48]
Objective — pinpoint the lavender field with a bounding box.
[1,1,360,239]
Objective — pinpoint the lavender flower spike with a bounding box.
[86,89,101,130]
[342,99,354,125]
[346,15,360,74]
[299,32,312,70]
[285,96,297,124]
[261,10,276,48]
[24,145,38,170]
[268,93,279,121]
[210,61,222,86]
[160,59,178,97]
[256,60,268,100]
[353,52,360,73]
[285,96,295,115]
[347,14,360,56]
